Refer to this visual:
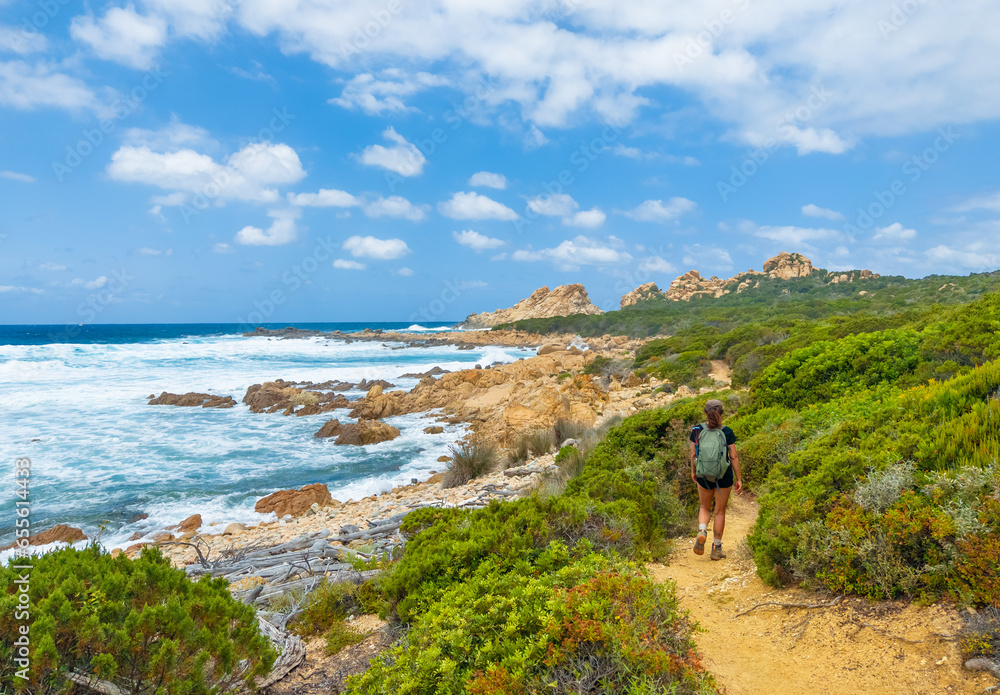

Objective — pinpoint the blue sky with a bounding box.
[2,0,1000,325]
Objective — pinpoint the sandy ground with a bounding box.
[648,493,996,695]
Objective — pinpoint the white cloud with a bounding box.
[613,144,644,159]
[0,26,48,55]
[527,193,578,217]
[453,229,504,251]
[802,204,845,221]
[510,235,631,270]
[72,276,108,290]
[924,243,1000,272]
[564,208,606,228]
[524,124,549,149]
[108,141,305,204]
[0,170,34,182]
[395,267,414,276]
[363,195,427,221]
[38,262,66,271]
[343,235,410,260]
[0,285,44,294]
[330,71,449,115]
[143,0,232,40]
[212,242,234,254]
[637,256,675,273]
[438,191,519,221]
[0,60,101,113]
[953,191,1000,213]
[625,198,697,223]
[235,210,300,246]
[468,171,507,189]
[123,118,214,151]
[872,222,917,241]
[287,188,360,207]
[136,247,172,256]
[333,258,366,270]
[753,224,842,245]
[682,245,733,272]
[70,6,167,70]
[357,127,425,177]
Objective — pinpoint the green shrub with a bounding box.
[290,578,359,636]
[554,445,585,478]
[325,621,365,656]
[444,441,498,488]
[0,545,275,694]
[525,429,556,456]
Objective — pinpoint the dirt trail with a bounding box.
[648,494,994,695]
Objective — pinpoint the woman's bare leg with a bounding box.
[698,484,714,528]
[713,485,732,541]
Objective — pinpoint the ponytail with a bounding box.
[704,401,724,429]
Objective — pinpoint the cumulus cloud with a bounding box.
[136,247,173,256]
[72,276,108,290]
[363,196,427,221]
[108,141,305,205]
[625,198,697,223]
[0,60,102,113]
[122,118,215,151]
[872,222,917,241]
[0,26,48,54]
[438,191,519,221]
[234,210,300,246]
[333,258,366,270]
[468,171,507,189]
[637,256,675,273]
[527,193,578,217]
[752,224,843,246]
[343,235,410,260]
[802,204,845,221]
[212,242,234,253]
[953,190,1000,213]
[70,6,167,69]
[357,127,425,177]
[330,71,448,115]
[682,245,733,272]
[453,229,504,251]
[0,284,44,294]
[395,267,414,276]
[510,236,631,271]
[564,208,606,228]
[143,0,232,40]
[287,188,360,207]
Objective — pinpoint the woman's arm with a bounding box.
[729,444,742,492]
[690,442,697,483]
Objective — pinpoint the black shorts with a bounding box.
[697,465,734,490]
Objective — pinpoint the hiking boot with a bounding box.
[710,543,726,561]
[694,532,707,556]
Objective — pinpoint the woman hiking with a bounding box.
[690,399,742,560]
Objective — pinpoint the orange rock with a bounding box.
[255,483,333,518]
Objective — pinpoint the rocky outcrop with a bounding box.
[243,380,355,416]
[0,523,87,550]
[314,417,401,445]
[343,348,608,445]
[333,419,401,446]
[255,483,334,518]
[167,514,202,533]
[462,284,603,328]
[148,392,236,408]
[620,282,663,308]
[619,252,880,305]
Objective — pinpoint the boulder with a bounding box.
[623,373,642,388]
[124,543,150,558]
[315,419,343,438]
[0,523,88,550]
[620,282,663,308]
[537,343,567,356]
[223,523,246,535]
[148,392,236,408]
[426,472,445,484]
[128,513,148,523]
[437,455,452,463]
[170,514,202,533]
[255,483,334,518]
[349,384,396,420]
[335,419,401,446]
[423,426,444,434]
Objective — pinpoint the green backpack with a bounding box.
[695,424,729,481]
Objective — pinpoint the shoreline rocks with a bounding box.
[461,284,603,328]
[0,523,87,550]
[255,483,335,518]
[148,392,237,408]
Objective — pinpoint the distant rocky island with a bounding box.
[461,283,603,328]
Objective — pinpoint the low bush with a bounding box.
[444,441,498,488]
[0,545,275,694]
[325,621,365,656]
